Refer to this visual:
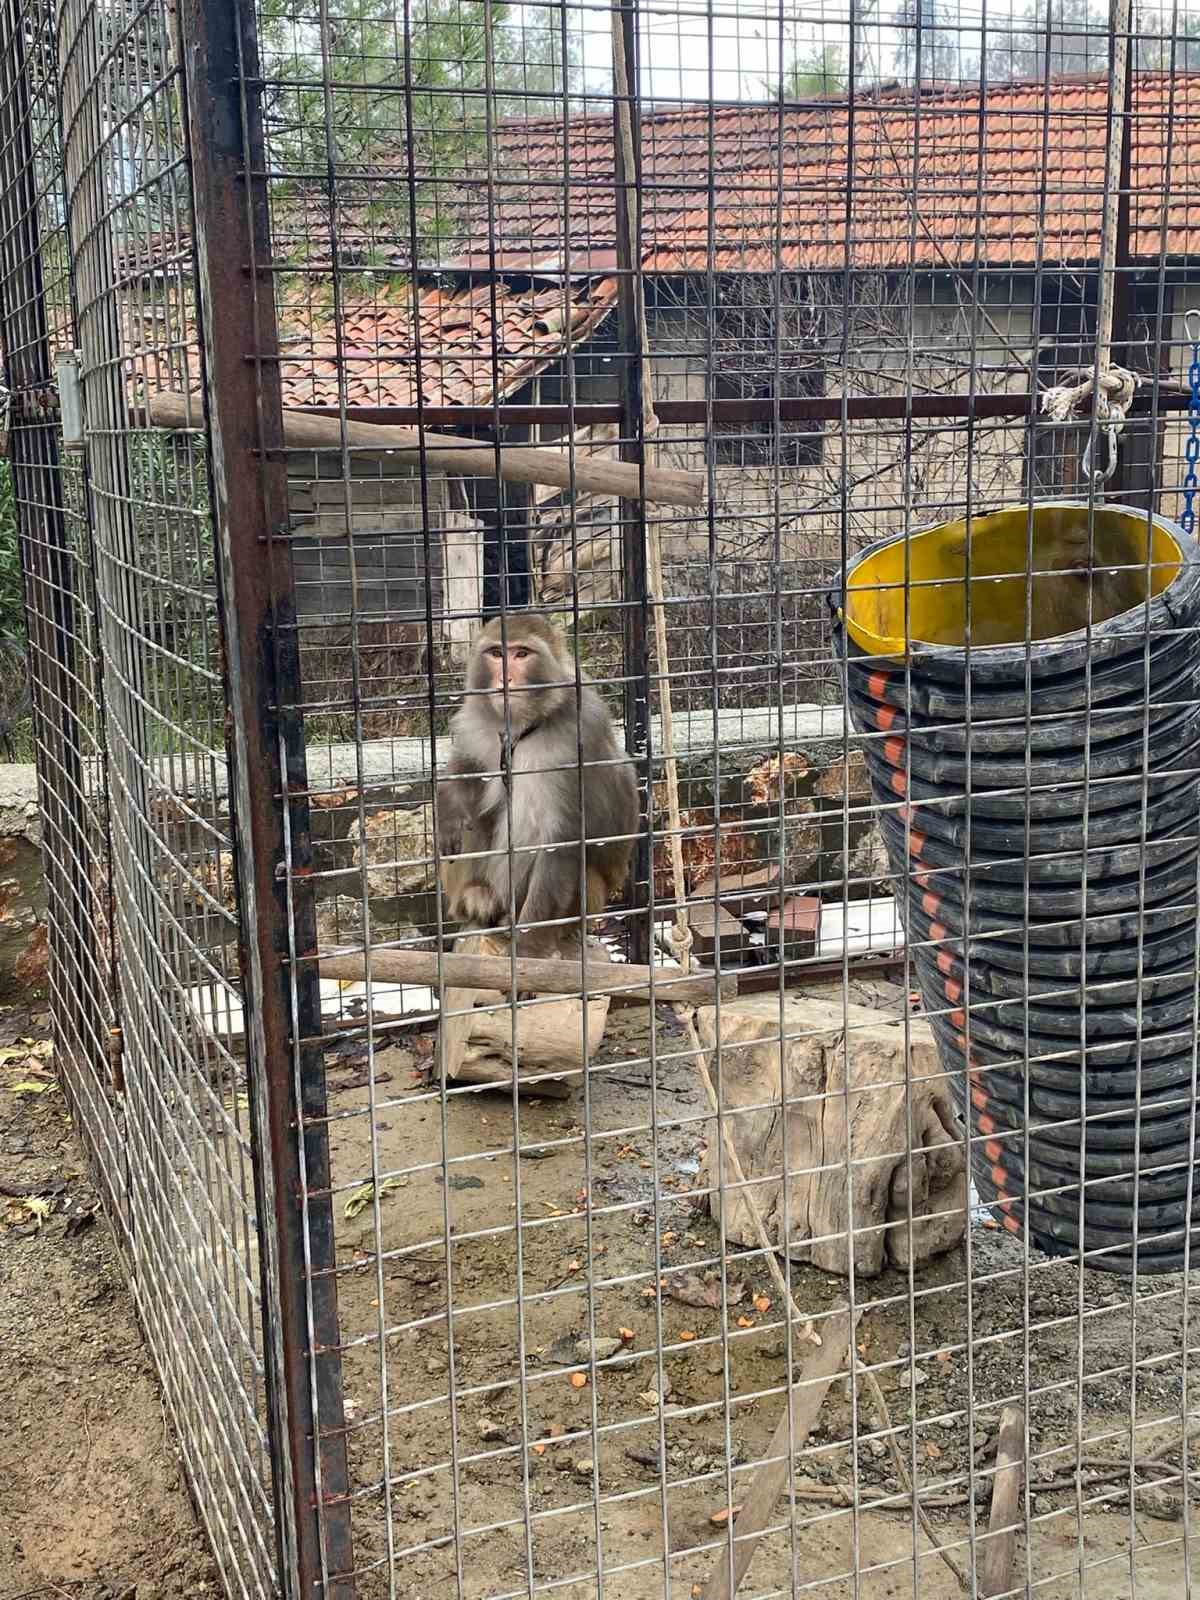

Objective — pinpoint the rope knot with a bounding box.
[1038,363,1139,481]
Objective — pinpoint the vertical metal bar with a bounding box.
[174,0,353,1591]
[612,0,650,965]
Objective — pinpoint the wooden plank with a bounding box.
[978,1406,1025,1597]
[702,1307,859,1600]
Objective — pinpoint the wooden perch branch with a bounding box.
[144,390,705,508]
[319,947,737,1006]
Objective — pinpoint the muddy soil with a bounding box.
[0,1006,221,1600]
[325,994,1200,1600]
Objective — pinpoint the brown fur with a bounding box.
[437,617,638,954]
[943,525,1148,646]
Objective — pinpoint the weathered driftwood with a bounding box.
[320,947,736,1005]
[978,1406,1025,1597]
[436,933,610,1098]
[145,390,704,507]
[695,995,967,1276]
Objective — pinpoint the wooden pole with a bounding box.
[319,947,737,1006]
[977,1405,1025,1598]
[143,390,704,508]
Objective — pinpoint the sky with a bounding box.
[542,0,1196,101]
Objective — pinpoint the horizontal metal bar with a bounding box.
[294,388,1191,431]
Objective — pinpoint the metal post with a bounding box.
[613,0,651,964]
[174,0,353,1592]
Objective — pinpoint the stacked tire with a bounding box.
[836,510,1200,1274]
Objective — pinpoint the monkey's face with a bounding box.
[471,635,561,726]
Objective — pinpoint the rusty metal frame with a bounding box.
[175,0,354,1590]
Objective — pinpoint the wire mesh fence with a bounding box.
[2,0,1200,1595]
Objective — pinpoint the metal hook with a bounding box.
[1081,422,1120,483]
[1185,308,1200,345]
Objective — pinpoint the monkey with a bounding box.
[437,615,638,957]
[930,520,1149,648]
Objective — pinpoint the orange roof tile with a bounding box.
[277,277,618,410]
[449,71,1199,273]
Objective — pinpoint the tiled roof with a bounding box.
[143,73,1200,410]
[274,277,618,409]
[451,70,1199,273]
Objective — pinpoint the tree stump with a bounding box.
[695,995,966,1276]
[440,932,613,1098]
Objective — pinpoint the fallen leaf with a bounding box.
[343,1177,404,1220]
[566,1258,582,1272]
[692,1588,702,1598]
[926,1442,943,1460]
[10,1079,56,1096]
[679,1330,696,1342]
[753,1295,771,1314]
[637,1389,662,1409]
[661,1230,677,1246]
[736,1316,755,1329]
[18,1195,52,1227]
[532,1443,546,1456]
[665,1271,745,1310]
[710,1505,741,1526]
[0,1044,26,1064]
[569,1373,587,1389]
[618,1327,635,1342]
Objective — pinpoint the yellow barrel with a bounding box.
[841,503,1184,657]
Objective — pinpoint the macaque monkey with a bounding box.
[936,521,1149,647]
[437,615,638,955]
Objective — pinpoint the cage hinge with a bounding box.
[56,351,85,452]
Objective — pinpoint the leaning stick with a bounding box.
[703,1307,860,1600]
[319,948,737,1006]
[977,1406,1025,1597]
[143,390,705,508]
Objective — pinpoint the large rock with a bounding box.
[695,995,967,1276]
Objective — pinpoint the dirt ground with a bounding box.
[325,989,1200,1600]
[2,983,1199,1600]
[0,1004,221,1600]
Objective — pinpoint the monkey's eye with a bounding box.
[486,646,504,659]
[511,648,531,660]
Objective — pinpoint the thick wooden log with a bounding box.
[977,1406,1025,1597]
[144,390,704,507]
[695,995,967,1276]
[321,947,737,1005]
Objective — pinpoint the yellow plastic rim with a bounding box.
[840,504,1184,657]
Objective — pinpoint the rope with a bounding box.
[1037,0,1137,482]
[1181,311,1200,536]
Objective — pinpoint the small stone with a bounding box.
[574,1336,623,1363]
[477,1418,505,1442]
[690,1454,710,1473]
[425,1355,448,1376]
[867,1439,887,1459]
[574,1457,595,1479]
[909,1367,929,1386]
